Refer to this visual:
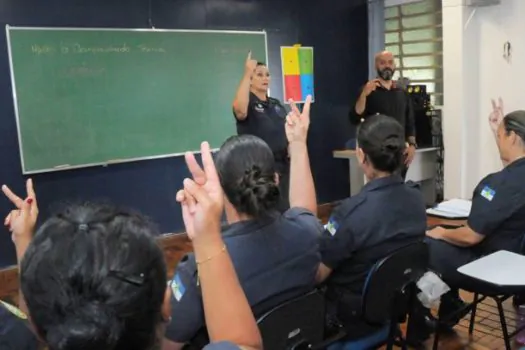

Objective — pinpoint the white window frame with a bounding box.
[384,0,443,106]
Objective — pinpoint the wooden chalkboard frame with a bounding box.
[5,25,269,174]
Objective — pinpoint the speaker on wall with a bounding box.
[407,85,432,147]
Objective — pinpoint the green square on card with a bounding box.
[298,48,314,74]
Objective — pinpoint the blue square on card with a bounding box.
[300,74,314,101]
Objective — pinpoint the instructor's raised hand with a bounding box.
[244,51,258,76]
[362,79,381,97]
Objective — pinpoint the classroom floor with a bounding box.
[391,290,524,350]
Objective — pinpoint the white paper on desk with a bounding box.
[426,198,472,218]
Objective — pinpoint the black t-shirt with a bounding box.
[351,84,415,139]
[165,207,322,343]
[235,93,288,156]
[320,175,427,295]
[468,157,525,254]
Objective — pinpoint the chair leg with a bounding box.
[495,297,512,350]
[468,293,478,335]
[385,321,397,350]
[397,329,408,350]
[432,330,440,350]
[432,301,443,350]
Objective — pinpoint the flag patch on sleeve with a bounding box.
[325,217,340,236]
[481,186,495,201]
[171,273,186,302]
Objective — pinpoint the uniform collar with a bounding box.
[373,80,399,91]
[222,213,278,238]
[361,174,404,193]
[506,156,525,170]
[250,92,269,104]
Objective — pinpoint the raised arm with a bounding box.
[488,98,506,167]
[354,79,380,118]
[177,142,262,349]
[232,52,257,121]
[2,179,38,316]
[286,96,317,214]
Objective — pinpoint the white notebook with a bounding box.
[426,198,472,219]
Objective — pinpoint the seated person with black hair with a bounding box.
[315,115,427,344]
[426,104,525,327]
[163,97,321,350]
[0,299,40,349]
[2,175,263,350]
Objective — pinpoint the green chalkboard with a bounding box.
[6,26,268,173]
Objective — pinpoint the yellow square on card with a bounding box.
[282,47,300,75]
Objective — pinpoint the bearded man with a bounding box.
[351,50,417,177]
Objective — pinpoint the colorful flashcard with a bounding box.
[280,46,315,103]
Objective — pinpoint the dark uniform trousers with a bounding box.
[425,237,480,290]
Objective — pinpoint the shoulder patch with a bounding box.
[171,273,187,302]
[325,216,340,236]
[480,186,496,201]
[0,300,27,319]
[323,196,367,236]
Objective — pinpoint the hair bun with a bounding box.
[238,165,280,217]
[381,135,402,152]
[46,302,122,350]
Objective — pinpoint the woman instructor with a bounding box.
[232,52,290,210]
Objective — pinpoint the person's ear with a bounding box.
[161,286,172,323]
[356,147,366,165]
[274,172,280,186]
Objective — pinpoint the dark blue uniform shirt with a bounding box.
[321,175,427,295]
[165,207,321,343]
[236,93,288,159]
[468,157,525,254]
[0,301,39,350]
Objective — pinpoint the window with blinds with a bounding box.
[384,0,443,105]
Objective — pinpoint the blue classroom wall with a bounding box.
[0,0,368,267]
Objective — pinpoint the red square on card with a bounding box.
[284,75,302,101]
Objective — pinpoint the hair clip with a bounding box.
[108,270,145,287]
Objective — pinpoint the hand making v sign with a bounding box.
[175,142,224,243]
[489,97,504,135]
[285,95,312,144]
